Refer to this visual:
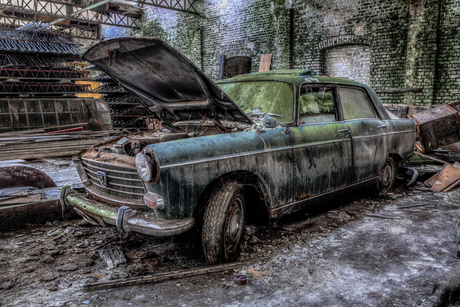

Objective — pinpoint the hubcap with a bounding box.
[225,197,244,252]
[381,162,392,188]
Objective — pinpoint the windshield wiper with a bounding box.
[247,110,282,118]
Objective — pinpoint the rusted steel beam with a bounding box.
[128,0,199,15]
[0,17,99,40]
[0,1,141,28]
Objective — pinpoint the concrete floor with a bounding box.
[1,161,459,306]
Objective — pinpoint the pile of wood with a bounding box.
[0,124,119,161]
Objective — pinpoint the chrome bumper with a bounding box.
[60,185,195,236]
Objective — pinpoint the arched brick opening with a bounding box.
[323,45,371,85]
[318,35,372,85]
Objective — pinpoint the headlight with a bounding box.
[136,153,152,182]
[136,148,160,184]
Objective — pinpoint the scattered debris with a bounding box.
[409,104,460,153]
[415,151,452,165]
[233,275,247,285]
[399,166,419,186]
[99,246,127,269]
[0,130,120,161]
[397,203,429,209]
[425,163,460,192]
[83,258,260,292]
[366,210,400,219]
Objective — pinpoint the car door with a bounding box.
[338,86,388,182]
[289,84,353,201]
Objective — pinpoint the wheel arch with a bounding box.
[193,170,271,228]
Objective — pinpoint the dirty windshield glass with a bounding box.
[219,81,294,123]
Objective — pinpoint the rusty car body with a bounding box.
[60,38,416,263]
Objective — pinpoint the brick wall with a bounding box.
[323,45,371,85]
[434,0,460,105]
[102,0,460,106]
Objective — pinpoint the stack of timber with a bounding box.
[0,126,119,161]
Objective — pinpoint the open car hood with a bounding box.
[83,38,253,126]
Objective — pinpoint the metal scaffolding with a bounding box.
[0,15,99,39]
[0,81,90,94]
[0,0,141,28]
[130,0,199,15]
[0,66,91,79]
[0,0,200,40]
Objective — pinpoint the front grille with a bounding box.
[81,158,145,200]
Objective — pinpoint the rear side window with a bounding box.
[339,87,378,120]
[299,86,336,124]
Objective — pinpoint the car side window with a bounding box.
[339,87,378,120]
[299,86,336,124]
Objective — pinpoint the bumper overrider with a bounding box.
[60,185,195,236]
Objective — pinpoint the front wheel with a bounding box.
[202,182,246,264]
[376,157,396,195]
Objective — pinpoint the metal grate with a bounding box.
[0,67,90,79]
[0,81,90,94]
[0,54,69,67]
[82,158,145,200]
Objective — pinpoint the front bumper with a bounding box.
[60,185,195,236]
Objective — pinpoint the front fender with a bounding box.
[145,128,293,219]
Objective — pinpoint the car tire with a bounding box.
[376,157,396,195]
[202,182,246,264]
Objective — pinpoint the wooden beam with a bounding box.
[375,88,422,93]
[83,258,261,292]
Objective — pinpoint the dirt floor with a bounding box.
[1,162,460,306]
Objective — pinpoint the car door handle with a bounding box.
[377,125,387,131]
[337,128,350,137]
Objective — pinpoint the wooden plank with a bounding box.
[0,146,98,161]
[218,54,225,80]
[443,178,460,192]
[258,54,272,72]
[431,164,460,192]
[83,258,261,292]
[375,88,422,93]
[0,123,89,136]
[0,139,101,152]
[415,152,452,165]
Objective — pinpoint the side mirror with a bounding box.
[263,114,278,128]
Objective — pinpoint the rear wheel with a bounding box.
[202,182,246,264]
[376,157,396,195]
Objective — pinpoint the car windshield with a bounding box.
[219,81,295,123]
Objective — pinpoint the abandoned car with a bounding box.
[60,38,416,264]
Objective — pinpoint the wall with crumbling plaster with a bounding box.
[102,0,460,106]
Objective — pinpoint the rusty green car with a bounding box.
[60,38,416,264]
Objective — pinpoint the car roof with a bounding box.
[217,69,391,121]
[216,69,359,86]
